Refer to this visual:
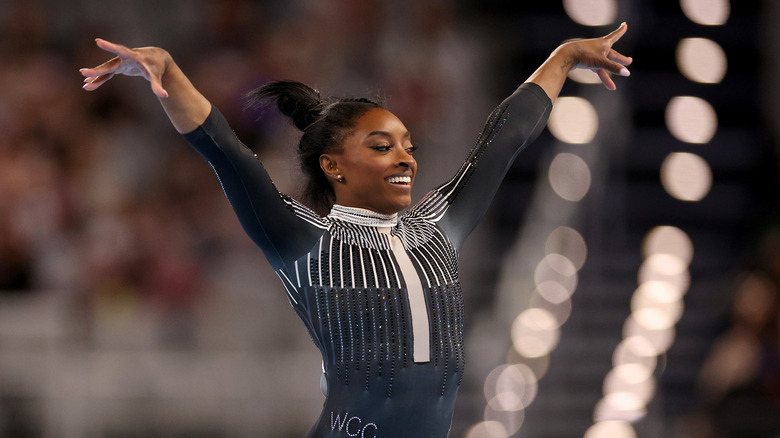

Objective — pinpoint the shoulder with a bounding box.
[279,193,329,230]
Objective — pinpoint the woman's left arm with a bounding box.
[528,22,632,102]
[434,24,632,249]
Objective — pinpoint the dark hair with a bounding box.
[246,80,382,215]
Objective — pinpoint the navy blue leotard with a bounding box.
[183,82,551,437]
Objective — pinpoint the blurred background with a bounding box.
[0,0,776,437]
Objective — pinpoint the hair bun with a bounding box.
[246,80,325,131]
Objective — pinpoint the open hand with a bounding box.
[563,22,633,90]
[80,39,170,98]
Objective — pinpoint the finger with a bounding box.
[79,58,120,77]
[136,62,169,98]
[600,58,630,77]
[604,22,628,44]
[596,69,617,91]
[94,38,135,58]
[149,77,169,98]
[607,49,633,66]
[82,73,115,91]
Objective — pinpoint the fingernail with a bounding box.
[620,67,630,77]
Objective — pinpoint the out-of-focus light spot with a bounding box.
[645,254,687,276]
[568,68,602,84]
[489,364,538,411]
[548,97,599,144]
[545,227,588,271]
[512,309,560,358]
[506,349,551,379]
[631,282,685,330]
[549,153,592,201]
[484,405,525,437]
[484,365,508,405]
[603,366,656,405]
[530,289,572,326]
[660,152,713,202]
[593,394,648,422]
[623,315,676,355]
[666,96,718,144]
[642,226,693,266]
[584,420,638,438]
[613,363,654,385]
[638,256,690,294]
[681,0,730,25]
[464,421,510,438]
[535,254,578,294]
[563,0,618,26]
[677,38,727,83]
[535,280,573,305]
[613,336,658,371]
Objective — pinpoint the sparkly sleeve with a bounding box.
[434,82,552,250]
[182,105,325,270]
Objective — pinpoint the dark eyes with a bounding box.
[370,145,417,153]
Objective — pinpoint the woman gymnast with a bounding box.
[80,23,631,438]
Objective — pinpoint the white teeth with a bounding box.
[386,176,412,184]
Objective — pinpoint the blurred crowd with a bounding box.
[0,0,490,345]
[688,226,780,437]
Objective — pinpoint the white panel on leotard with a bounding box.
[380,227,430,363]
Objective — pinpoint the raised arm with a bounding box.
[434,23,632,249]
[528,22,632,102]
[81,39,210,133]
[80,40,325,270]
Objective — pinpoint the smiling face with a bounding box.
[320,108,417,215]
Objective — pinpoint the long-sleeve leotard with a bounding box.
[183,82,551,438]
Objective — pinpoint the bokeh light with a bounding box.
[603,366,656,406]
[548,97,599,144]
[512,308,561,358]
[489,364,539,412]
[638,254,690,293]
[506,349,552,380]
[584,420,637,438]
[665,96,718,144]
[535,254,578,293]
[642,226,693,266]
[568,68,602,84]
[613,336,658,372]
[464,421,510,438]
[676,38,727,84]
[545,226,588,271]
[631,282,685,330]
[680,0,730,25]
[593,393,647,423]
[534,280,573,305]
[660,152,713,202]
[549,153,592,201]
[484,406,525,436]
[623,315,676,355]
[563,0,618,26]
[529,287,573,326]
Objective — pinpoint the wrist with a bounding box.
[552,42,579,74]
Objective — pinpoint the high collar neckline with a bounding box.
[328,204,398,227]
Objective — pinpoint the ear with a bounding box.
[319,153,341,181]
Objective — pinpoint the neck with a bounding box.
[328,204,398,227]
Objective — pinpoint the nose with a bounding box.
[396,147,415,168]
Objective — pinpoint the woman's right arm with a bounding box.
[81,39,210,133]
[80,40,325,269]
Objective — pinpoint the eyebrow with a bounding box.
[365,130,411,140]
